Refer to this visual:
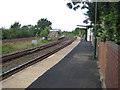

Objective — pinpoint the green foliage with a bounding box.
[61,31,75,36]
[61,28,86,37]
[2,43,15,53]
[1,18,52,40]
[57,30,62,36]
[96,2,119,43]
[39,27,51,39]
[73,28,80,36]
[90,2,119,44]
[39,30,48,38]
[37,18,52,30]
[10,22,21,29]
[66,2,120,44]
[2,39,56,54]
[21,25,35,38]
[1,25,35,39]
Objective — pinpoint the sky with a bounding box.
[0,0,88,31]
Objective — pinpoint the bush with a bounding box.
[39,27,51,39]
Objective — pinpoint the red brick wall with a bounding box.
[105,41,119,88]
[92,37,120,88]
[98,41,107,79]
[91,36,94,46]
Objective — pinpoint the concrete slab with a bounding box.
[2,37,80,88]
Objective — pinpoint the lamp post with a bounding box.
[93,0,97,59]
[70,0,97,59]
[77,0,98,59]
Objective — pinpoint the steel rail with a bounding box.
[1,38,66,63]
[0,37,76,81]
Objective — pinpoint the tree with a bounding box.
[39,27,51,39]
[37,18,52,30]
[19,25,35,38]
[73,28,80,36]
[2,19,53,39]
[35,18,52,35]
[66,1,120,44]
[10,22,21,29]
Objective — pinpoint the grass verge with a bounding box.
[2,39,56,54]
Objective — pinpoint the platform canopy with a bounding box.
[49,29,61,31]
[77,25,92,28]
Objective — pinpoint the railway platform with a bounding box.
[2,37,101,88]
[26,37,101,88]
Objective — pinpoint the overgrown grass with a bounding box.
[1,39,57,54]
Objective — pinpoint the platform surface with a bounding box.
[26,38,101,88]
[2,37,80,88]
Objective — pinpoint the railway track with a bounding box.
[1,37,66,63]
[0,37,77,80]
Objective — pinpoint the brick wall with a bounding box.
[98,41,107,79]
[91,35,94,46]
[92,37,120,88]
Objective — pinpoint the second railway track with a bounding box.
[0,36,77,80]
